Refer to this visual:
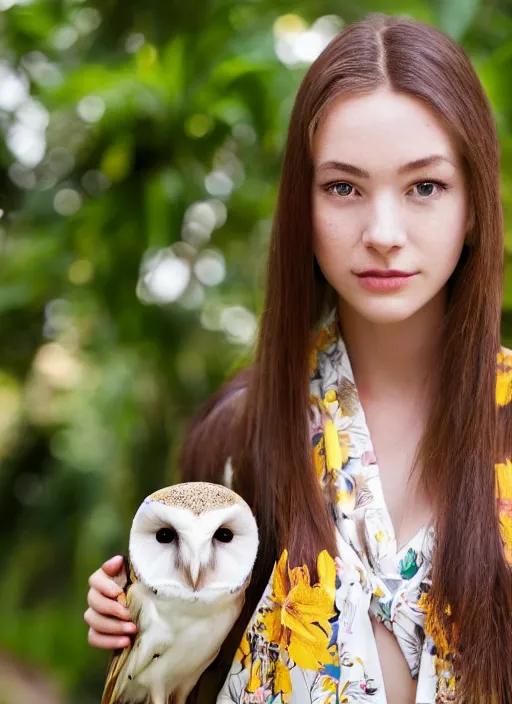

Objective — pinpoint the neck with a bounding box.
[337,289,446,400]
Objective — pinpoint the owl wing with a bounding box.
[101,556,141,704]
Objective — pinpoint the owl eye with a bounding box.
[156,527,177,543]
[213,527,234,543]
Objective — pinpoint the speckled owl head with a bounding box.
[129,482,259,602]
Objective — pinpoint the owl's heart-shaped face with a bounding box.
[128,483,259,600]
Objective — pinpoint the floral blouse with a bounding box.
[216,320,512,704]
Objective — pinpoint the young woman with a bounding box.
[84,12,512,703]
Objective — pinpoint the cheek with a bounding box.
[312,203,353,260]
[420,201,467,271]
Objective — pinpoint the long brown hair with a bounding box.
[181,12,512,702]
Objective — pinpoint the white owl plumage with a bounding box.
[101,481,259,704]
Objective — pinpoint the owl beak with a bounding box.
[186,558,203,591]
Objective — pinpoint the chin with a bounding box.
[350,298,424,325]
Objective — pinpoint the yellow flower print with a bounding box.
[309,324,339,372]
[496,350,512,405]
[324,419,342,472]
[322,676,337,693]
[338,681,352,703]
[496,458,512,499]
[274,660,292,702]
[496,459,512,564]
[500,515,512,564]
[375,529,390,544]
[315,325,339,352]
[313,433,326,480]
[325,389,337,403]
[234,631,251,670]
[259,549,337,672]
[319,673,338,704]
[417,593,456,659]
[247,657,262,692]
[323,420,349,473]
[316,549,337,601]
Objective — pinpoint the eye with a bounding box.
[324,182,354,197]
[412,180,448,198]
[156,527,177,543]
[415,181,435,197]
[213,527,234,543]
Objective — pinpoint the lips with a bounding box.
[356,270,414,277]
[356,271,416,293]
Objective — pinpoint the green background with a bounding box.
[1,0,512,700]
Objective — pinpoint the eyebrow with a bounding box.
[316,154,457,178]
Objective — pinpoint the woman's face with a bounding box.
[311,88,471,325]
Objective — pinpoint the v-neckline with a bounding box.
[313,322,430,564]
[305,317,442,702]
[342,336,429,559]
[350,370,432,558]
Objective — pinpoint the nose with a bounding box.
[362,192,406,254]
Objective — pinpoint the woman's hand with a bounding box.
[84,555,138,649]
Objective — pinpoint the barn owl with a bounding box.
[102,482,259,704]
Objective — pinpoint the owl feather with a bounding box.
[102,557,138,704]
[100,482,258,704]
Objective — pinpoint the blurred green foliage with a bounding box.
[1,0,512,700]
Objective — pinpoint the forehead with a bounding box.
[311,88,460,172]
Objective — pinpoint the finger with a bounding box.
[87,588,132,621]
[111,562,128,591]
[84,608,138,636]
[101,555,125,577]
[88,570,124,599]
[87,628,132,650]
[102,555,128,590]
